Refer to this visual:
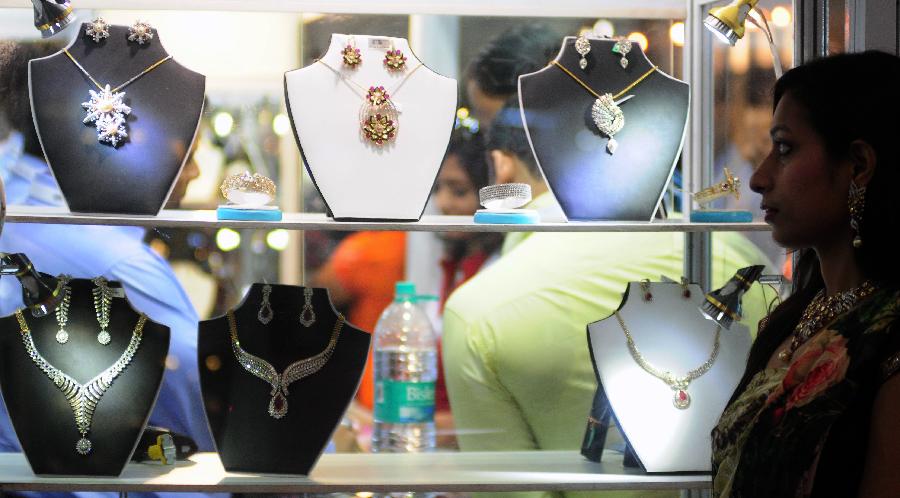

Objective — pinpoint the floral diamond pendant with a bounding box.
[590,93,625,154]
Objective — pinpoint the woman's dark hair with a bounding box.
[467,24,560,98]
[485,97,540,178]
[0,41,61,157]
[729,51,900,403]
[445,129,490,192]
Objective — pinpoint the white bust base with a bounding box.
[284,34,457,221]
[587,281,751,472]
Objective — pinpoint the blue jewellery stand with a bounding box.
[688,168,752,223]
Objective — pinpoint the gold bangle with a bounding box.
[220,172,277,206]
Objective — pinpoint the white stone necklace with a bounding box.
[227,310,344,419]
[14,310,146,455]
[614,311,720,409]
[63,48,172,147]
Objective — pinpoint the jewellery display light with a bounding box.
[704,0,784,77]
[31,0,75,38]
[0,253,64,318]
[700,265,765,330]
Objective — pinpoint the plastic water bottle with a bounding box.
[371,281,437,453]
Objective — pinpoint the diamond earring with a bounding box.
[575,35,591,70]
[128,20,154,45]
[383,44,407,71]
[92,277,112,345]
[85,17,110,43]
[299,287,316,327]
[258,284,274,325]
[341,37,361,67]
[612,37,632,69]
[55,275,73,344]
[849,180,866,249]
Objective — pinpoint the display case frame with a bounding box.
[0,0,832,494]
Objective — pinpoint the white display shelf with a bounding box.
[4,206,771,233]
[0,451,710,493]
[0,0,686,18]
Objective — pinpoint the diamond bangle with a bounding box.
[479,183,532,210]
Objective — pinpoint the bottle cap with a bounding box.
[395,281,417,301]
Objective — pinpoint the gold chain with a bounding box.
[315,58,425,100]
[551,60,657,101]
[614,311,720,390]
[63,48,173,93]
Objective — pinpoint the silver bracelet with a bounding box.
[479,183,532,210]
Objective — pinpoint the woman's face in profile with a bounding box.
[750,91,853,250]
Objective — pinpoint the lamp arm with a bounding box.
[747,7,785,78]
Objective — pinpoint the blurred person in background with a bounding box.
[442,99,774,498]
[0,40,212,477]
[465,24,560,128]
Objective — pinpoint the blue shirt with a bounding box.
[0,133,215,495]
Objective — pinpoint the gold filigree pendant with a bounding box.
[360,85,398,146]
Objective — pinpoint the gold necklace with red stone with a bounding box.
[315,58,423,146]
[614,311,721,409]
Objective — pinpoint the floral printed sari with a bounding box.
[712,287,900,498]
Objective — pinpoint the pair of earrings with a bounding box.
[85,18,154,45]
[340,37,408,72]
[55,276,113,345]
[574,35,632,70]
[257,285,316,328]
[639,278,693,302]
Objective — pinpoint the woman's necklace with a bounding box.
[63,48,172,147]
[14,310,146,455]
[315,58,424,146]
[227,310,345,419]
[778,281,876,362]
[551,60,657,155]
[614,311,721,409]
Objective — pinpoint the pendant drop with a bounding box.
[360,86,399,146]
[672,389,690,409]
[56,329,69,344]
[76,437,92,455]
[97,331,111,345]
[268,391,289,419]
[607,138,618,154]
[591,94,625,155]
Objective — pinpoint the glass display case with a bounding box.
[0,0,876,494]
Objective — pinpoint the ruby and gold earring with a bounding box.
[383,43,407,72]
[341,37,361,68]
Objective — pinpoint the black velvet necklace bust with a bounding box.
[0,277,170,476]
[518,36,690,221]
[198,284,370,474]
[28,23,205,215]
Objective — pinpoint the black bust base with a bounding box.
[0,277,169,476]
[28,23,205,215]
[198,284,370,474]
[519,37,689,221]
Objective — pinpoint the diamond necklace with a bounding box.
[227,309,345,419]
[614,311,720,409]
[778,281,876,362]
[14,310,146,455]
[315,58,423,146]
[550,61,657,154]
[63,48,172,147]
